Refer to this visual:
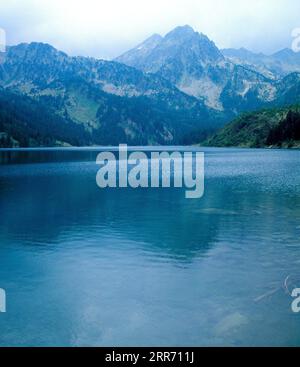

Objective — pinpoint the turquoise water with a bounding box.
[0,147,300,346]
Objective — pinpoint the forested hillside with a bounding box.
[0,89,91,148]
[203,105,300,148]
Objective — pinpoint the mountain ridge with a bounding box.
[115,25,300,112]
[1,25,300,147]
[0,40,223,146]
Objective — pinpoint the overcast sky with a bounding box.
[0,0,299,59]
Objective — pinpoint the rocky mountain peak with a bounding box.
[6,42,68,64]
[116,25,224,75]
[164,25,196,39]
[161,25,223,61]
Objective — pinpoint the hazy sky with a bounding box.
[0,0,300,59]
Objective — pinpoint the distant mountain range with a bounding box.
[1,25,300,147]
[117,25,300,113]
[222,47,300,79]
[0,40,218,146]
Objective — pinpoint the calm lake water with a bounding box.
[0,147,300,346]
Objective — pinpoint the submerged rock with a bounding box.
[215,312,248,336]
